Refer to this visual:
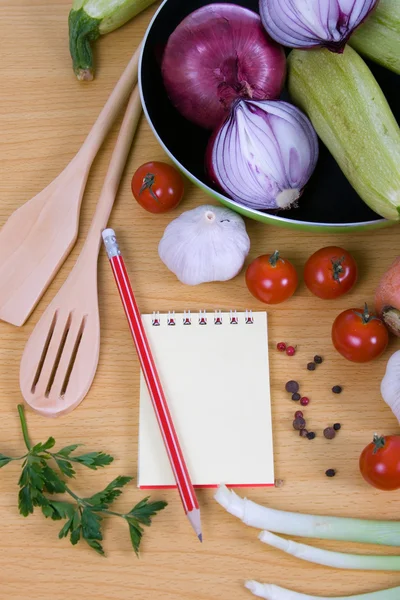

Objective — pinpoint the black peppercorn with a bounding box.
[332,385,343,394]
[293,417,306,431]
[299,429,309,438]
[286,380,299,393]
[314,355,323,364]
[292,392,301,401]
[333,423,341,431]
[324,427,336,440]
[325,469,336,477]
[307,431,316,440]
[307,362,316,371]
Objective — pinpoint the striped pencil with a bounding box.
[102,228,202,542]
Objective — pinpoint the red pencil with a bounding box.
[102,228,202,542]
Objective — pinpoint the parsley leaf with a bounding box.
[81,507,103,541]
[127,498,168,527]
[84,476,133,509]
[0,453,14,468]
[68,451,114,470]
[125,498,167,554]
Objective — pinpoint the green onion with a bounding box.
[214,485,400,546]
[69,0,156,80]
[259,530,400,570]
[245,580,400,600]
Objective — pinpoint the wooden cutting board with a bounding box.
[0,2,399,599]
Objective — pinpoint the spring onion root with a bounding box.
[245,581,400,600]
[214,485,400,546]
[259,530,400,570]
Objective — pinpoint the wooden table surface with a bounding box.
[1,2,400,599]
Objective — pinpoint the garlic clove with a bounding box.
[381,350,400,424]
[158,205,250,286]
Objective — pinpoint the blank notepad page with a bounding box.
[138,311,274,488]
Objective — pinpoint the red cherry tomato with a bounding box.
[131,161,184,213]
[360,435,400,491]
[304,246,357,299]
[245,251,298,304]
[332,304,389,363]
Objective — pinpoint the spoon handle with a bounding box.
[78,41,142,165]
[83,85,143,255]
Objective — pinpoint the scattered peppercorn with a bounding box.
[286,380,299,393]
[332,385,343,394]
[286,346,296,356]
[292,392,301,401]
[333,423,341,431]
[295,411,303,419]
[325,469,336,477]
[299,429,309,438]
[293,417,306,431]
[314,355,323,364]
[324,427,336,440]
[307,431,316,440]
[307,362,316,371]
[277,342,287,352]
[300,397,310,407]
[274,479,285,488]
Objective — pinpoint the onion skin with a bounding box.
[376,257,400,336]
[161,4,286,130]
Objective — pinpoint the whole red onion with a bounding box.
[161,4,286,130]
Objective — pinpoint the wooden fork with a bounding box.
[19,85,142,417]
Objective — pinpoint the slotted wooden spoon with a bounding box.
[0,42,142,327]
[19,85,142,417]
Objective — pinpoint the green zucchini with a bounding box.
[288,46,400,221]
[69,0,156,81]
[350,0,400,75]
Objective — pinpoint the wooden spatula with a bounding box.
[19,85,142,417]
[0,42,142,327]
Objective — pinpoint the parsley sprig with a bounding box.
[1,405,167,556]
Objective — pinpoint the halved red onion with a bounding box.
[161,4,286,130]
[259,0,378,52]
[206,99,319,211]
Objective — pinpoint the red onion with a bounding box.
[259,0,378,52]
[161,4,286,130]
[206,99,319,211]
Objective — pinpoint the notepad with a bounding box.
[138,311,274,488]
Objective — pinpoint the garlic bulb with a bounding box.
[158,205,250,285]
[381,351,400,424]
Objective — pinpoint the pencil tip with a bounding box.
[198,533,203,543]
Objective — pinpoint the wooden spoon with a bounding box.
[19,86,142,417]
[0,42,142,327]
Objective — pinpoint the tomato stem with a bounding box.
[372,434,386,454]
[354,303,378,324]
[269,250,280,268]
[331,256,345,283]
[139,173,160,203]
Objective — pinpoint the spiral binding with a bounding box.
[150,310,254,326]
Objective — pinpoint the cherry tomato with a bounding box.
[332,304,389,363]
[304,246,357,299]
[131,161,184,213]
[360,435,400,491]
[245,251,298,304]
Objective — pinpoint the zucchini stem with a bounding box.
[68,8,101,81]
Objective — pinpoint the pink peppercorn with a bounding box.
[300,397,310,407]
[286,346,296,356]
